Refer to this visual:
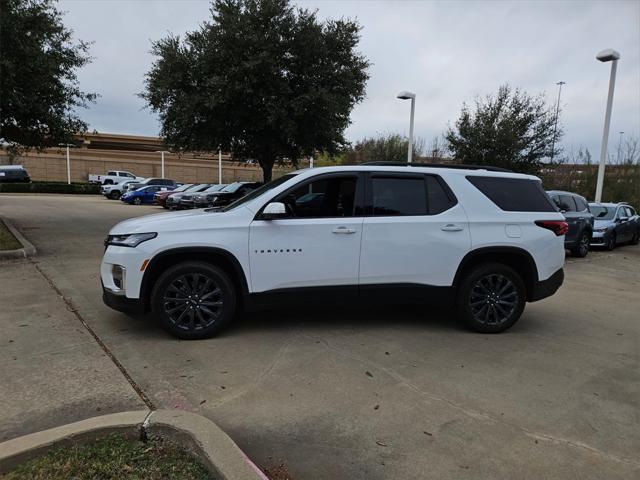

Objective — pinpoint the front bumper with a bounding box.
[529,268,564,302]
[103,287,145,314]
[590,230,609,245]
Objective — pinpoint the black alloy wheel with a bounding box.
[457,263,525,333]
[606,233,616,251]
[572,231,590,258]
[152,262,236,339]
[133,197,142,205]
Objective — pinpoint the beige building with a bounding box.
[0,132,289,183]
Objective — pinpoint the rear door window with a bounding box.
[574,196,588,211]
[467,177,556,212]
[372,176,427,216]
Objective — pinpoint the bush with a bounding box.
[0,181,100,194]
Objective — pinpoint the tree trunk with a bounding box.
[260,160,273,183]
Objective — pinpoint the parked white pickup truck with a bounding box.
[88,170,145,185]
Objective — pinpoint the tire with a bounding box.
[151,262,236,339]
[133,197,142,205]
[629,229,639,246]
[109,191,121,200]
[571,231,590,258]
[606,232,616,251]
[456,263,526,333]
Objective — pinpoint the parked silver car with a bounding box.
[588,202,640,250]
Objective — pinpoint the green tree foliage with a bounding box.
[141,0,369,181]
[0,0,96,161]
[446,84,561,173]
[343,133,425,164]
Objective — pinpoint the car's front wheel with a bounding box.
[151,262,236,339]
[571,231,591,258]
[456,263,526,333]
[606,232,616,251]
[109,191,121,200]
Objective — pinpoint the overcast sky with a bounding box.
[59,0,640,158]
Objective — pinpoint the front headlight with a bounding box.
[105,232,157,248]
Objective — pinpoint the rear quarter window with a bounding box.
[467,176,556,212]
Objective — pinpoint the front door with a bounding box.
[249,173,364,296]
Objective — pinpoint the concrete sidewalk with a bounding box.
[0,259,146,442]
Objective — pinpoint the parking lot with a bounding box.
[1,193,639,479]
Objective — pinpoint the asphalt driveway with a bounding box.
[0,194,638,479]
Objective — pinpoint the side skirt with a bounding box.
[243,284,456,312]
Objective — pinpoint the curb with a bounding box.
[0,217,36,259]
[0,410,267,480]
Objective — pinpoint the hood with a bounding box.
[109,207,248,235]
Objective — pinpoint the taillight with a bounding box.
[535,220,569,236]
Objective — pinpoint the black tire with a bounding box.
[570,231,591,258]
[133,197,142,205]
[629,229,639,246]
[109,191,121,200]
[151,262,236,339]
[456,263,526,333]
[606,232,616,251]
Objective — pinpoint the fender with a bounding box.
[139,246,250,310]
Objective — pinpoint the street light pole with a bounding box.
[397,91,416,163]
[58,143,73,184]
[595,48,620,203]
[617,131,624,163]
[156,150,169,178]
[549,81,565,163]
[218,148,222,184]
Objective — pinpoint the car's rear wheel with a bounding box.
[133,197,142,205]
[571,231,590,258]
[629,229,639,245]
[151,262,236,339]
[456,263,526,333]
[606,232,616,251]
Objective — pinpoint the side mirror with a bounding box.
[619,216,629,223]
[262,202,287,220]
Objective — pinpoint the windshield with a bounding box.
[173,183,194,193]
[590,205,615,220]
[220,174,297,212]
[204,184,226,193]
[220,182,244,193]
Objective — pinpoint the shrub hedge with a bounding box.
[0,181,101,194]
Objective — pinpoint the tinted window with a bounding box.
[467,177,555,212]
[558,195,577,212]
[279,176,357,218]
[574,196,588,211]
[624,207,634,217]
[372,177,427,216]
[426,176,456,214]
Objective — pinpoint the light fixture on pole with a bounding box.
[397,91,416,163]
[58,143,74,185]
[156,150,169,178]
[594,48,620,203]
[549,81,565,163]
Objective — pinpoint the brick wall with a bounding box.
[0,148,292,184]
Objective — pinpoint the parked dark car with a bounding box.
[588,202,640,250]
[0,165,30,183]
[180,182,261,209]
[547,190,594,257]
[154,183,195,208]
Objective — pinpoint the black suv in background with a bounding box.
[547,190,594,257]
[0,165,30,183]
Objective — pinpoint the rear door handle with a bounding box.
[441,224,464,232]
[332,226,356,234]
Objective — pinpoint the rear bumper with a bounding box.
[529,268,564,302]
[102,287,145,314]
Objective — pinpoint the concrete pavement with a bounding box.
[0,194,638,479]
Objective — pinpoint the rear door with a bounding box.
[554,194,579,242]
[358,173,470,291]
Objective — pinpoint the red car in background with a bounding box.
[154,183,194,208]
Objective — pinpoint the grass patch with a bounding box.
[0,220,21,251]
[1,434,216,480]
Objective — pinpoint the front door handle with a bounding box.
[441,224,464,232]
[332,226,356,234]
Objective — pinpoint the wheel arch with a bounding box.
[453,247,539,301]
[140,247,249,312]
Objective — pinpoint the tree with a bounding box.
[0,0,96,161]
[343,133,424,164]
[445,84,561,173]
[141,0,369,181]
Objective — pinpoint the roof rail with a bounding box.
[360,161,513,172]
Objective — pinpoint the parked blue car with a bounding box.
[121,185,175,205]
[588,202,640,250]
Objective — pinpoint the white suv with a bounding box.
[101,164,566,339]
